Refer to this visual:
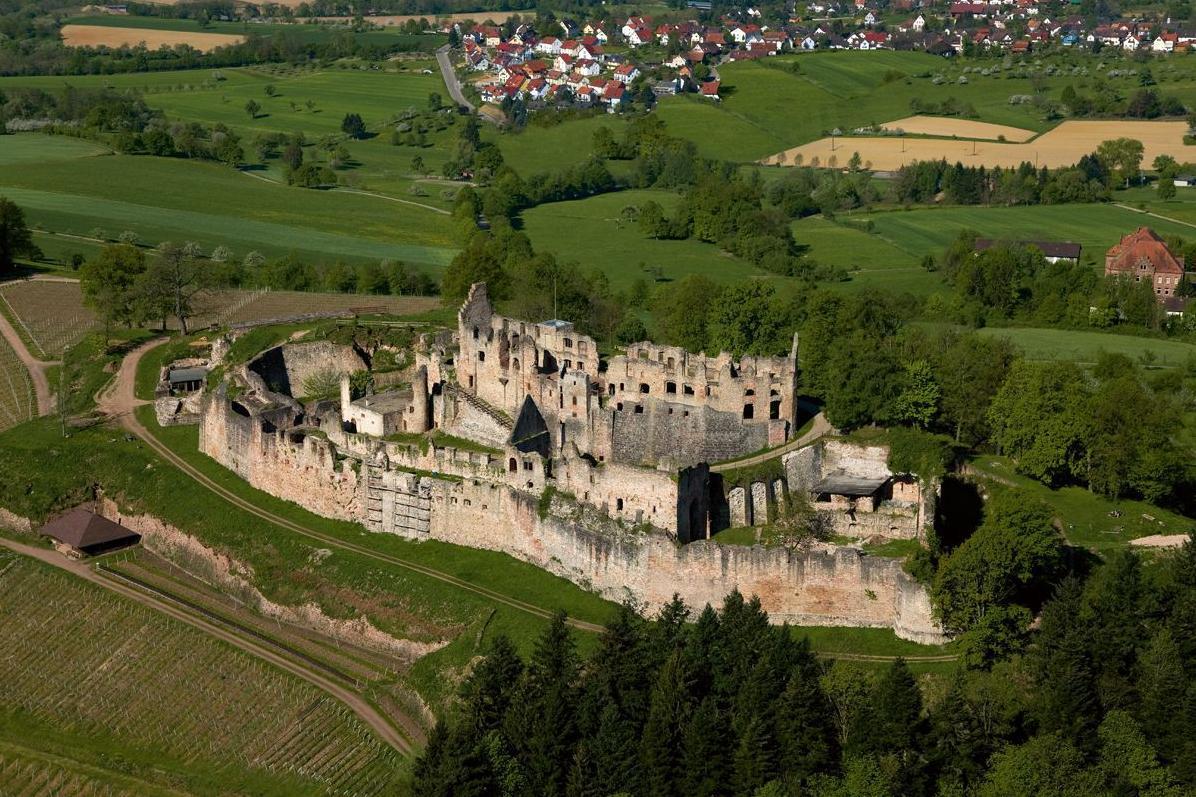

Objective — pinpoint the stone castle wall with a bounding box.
[610,400,772,468]
[200,389,942,642]
[248,341,366,398]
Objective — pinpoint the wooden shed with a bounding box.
[40,508,140,557]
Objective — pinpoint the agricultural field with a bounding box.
[772,119,1190,171]
[62,15,443,49]
[880,115,1036,141]
[60,24,245,52]
[0,550,405,795]
[791,215,943,295]
[0,336,35,432]
[0,742,171,797]
[520,189,770,288]
[0,281,97,358]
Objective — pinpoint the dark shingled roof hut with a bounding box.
[40,507,140,556]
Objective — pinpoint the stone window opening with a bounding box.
[473,326,479,340]
[608,384,616,396]
[509,457,517,473]
[744,388,755,397]
[478,351,485,362]
[564,337,573,348]
[683,384,694,396]
[743,403,754,419]
[634,405,644,414]
[616,498,624,511]
[683,410,689,417]
[572,396,578,406]
[666,381,677,394]
[638,349,648,359]
[616,402,624,411]
[619,382,624,391]
[769,400,781,420]
[705,385,712,397]
[667,357,675,368]
[639,383,650,394]
[513,358,520,370]
[527,481,534,489]
[668,408,673,414]
[524,461,534,472]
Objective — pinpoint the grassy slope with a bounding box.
[969,455,1195,551]
[975,326,1196,366]
[0,140,456,267]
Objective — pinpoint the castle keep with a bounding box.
[197,282,944,642]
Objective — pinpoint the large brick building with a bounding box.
[1104,227,1185,298]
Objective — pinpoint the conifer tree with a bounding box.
[640,649,694,797]
[1031,578,1101,750]
[681,696,732,797]
[775,666,838,784]
[462,635,524,733]
[733,714,777,796]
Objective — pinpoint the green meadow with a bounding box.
[520,189,768,288]
[975,326,1196,366]
[0,137,457,267]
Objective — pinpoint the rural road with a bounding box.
[710,413,832,472]
[0,536,413,754]
[1114,203,1196,232]
[0,292,57,416]
[435,44,475,113]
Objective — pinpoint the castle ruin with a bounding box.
[196,282,945,643]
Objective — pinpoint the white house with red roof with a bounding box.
[613,63,641,83]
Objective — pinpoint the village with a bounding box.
[452,3,1196,114]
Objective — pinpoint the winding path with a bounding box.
[0,536,412,754]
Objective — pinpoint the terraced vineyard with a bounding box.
[198,288,440,327]
[0,335,35,431]
[0,280,96,358]
[0,553,404,796]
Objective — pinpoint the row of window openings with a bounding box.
[472,326,588,354]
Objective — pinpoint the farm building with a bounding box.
[40,507,140,557]
[974,238,1081,264]
[1105,227,1185,299]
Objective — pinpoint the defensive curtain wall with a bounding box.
[195,291,945,643]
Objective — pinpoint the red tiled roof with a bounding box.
[1106,227,1185,275]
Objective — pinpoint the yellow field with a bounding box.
[880,115,1036,142]
[60,24,245,52]
[764,120,1191,171]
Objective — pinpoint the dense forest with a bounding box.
[415,533,1196,796]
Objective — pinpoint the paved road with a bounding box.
[435,44,475,113]
[710,413,832,473]
[0,290,58,416]
[0,536,412,754]
[102,338,607,634]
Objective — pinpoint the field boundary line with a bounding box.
[238,169,451,215]
[1113,202,1196,231]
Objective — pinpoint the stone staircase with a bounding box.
[445,383,513,431]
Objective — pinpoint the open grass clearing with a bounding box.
[64,15,442,49]
[968,455,1195,551]
[60,24,245,52]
